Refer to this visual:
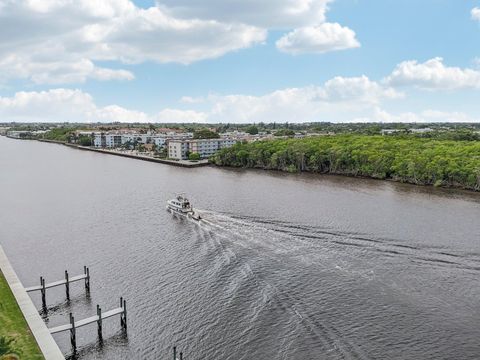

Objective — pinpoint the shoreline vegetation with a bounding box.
[0,271,43,360]
[2,122,480,192]
[211,135,480,192]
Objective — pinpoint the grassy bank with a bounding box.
[0,271,44,360]
[212,135,480,191]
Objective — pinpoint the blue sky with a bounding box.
[0,0,479,123]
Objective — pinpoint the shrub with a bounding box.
[189,152,201,161]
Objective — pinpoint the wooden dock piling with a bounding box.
[120,297,127,331]
[69,313,76,351]
[173,346,185,360]
[65,270,70,300]
[84,265,90,292]
[40,276,46,308]
[97,305,103,339]
[49,298,127,350]
[26,267,91,307]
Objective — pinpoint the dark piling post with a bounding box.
[84,266,90,293]
[173,346,177,360]
[120,297,123,328]
[97,304,103,339]
[120,297,127,331]
[69,312,76,351]
[180,352,183,360]
[65,270,70,300]
[40,276,46,309]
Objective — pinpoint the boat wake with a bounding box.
[169,209,480,359]
[213,212,479,336]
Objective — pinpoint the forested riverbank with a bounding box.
[212,135,480,191]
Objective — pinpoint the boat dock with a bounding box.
[26,266,90,308]
[49,298,127,351]
[18,264,129,354]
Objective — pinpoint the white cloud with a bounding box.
[180,96,205,104]
[472,7,480,21]
[155,109,208,123]
[473,57,480,69]
[0,56,134,84]
[322,76,402,102]
[0,88,207,123]
[85,7,266,64]
[420,110,479,122]
[276,23,360,54]
[371,108,423,123]
[95,105,149,123]
[385,57,480,90]
[157,0,332,28]
[1,85,478,124]
[0,89,147,123]
[0,76,399,123]
[370,108,480,123]
[0,0,362,85]
[0,0,266,84]
[203,76,400,123]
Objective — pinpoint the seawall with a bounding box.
[36,139,210,168]
[0,245,64,360]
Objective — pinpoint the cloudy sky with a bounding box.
[1,0,480,123]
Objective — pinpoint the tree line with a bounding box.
[211,135,480,191]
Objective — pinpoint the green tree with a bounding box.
[246,125,259,135]
[78,135,92,146]
[211,134,480,191]
[43,127,74,142]
[274,129,295,137]
[193,129,220,139]
[189,152,201,161]
[157,147,168,158]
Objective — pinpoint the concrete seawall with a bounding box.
[37,139,210,168]
[0,245,64,360]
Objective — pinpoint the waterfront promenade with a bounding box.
[0,245,64,360]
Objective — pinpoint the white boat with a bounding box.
[166,194,201,221]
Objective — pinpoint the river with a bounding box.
[1,135,480,360]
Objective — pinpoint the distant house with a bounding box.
[409,128,433,134]
[6,130,33,138]
[143,143,155,152]
[381,129,402,135]
[0,127,11,135]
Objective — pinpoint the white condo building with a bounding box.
[168,140,190,160]
[93,132,193,148]
[168,138,237,160]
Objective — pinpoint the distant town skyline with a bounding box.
[1,0,480,123]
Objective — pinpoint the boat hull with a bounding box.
[166,205,201,221]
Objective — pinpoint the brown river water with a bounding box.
[1,135,480,359]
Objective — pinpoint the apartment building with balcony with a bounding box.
[168,138,238,160]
